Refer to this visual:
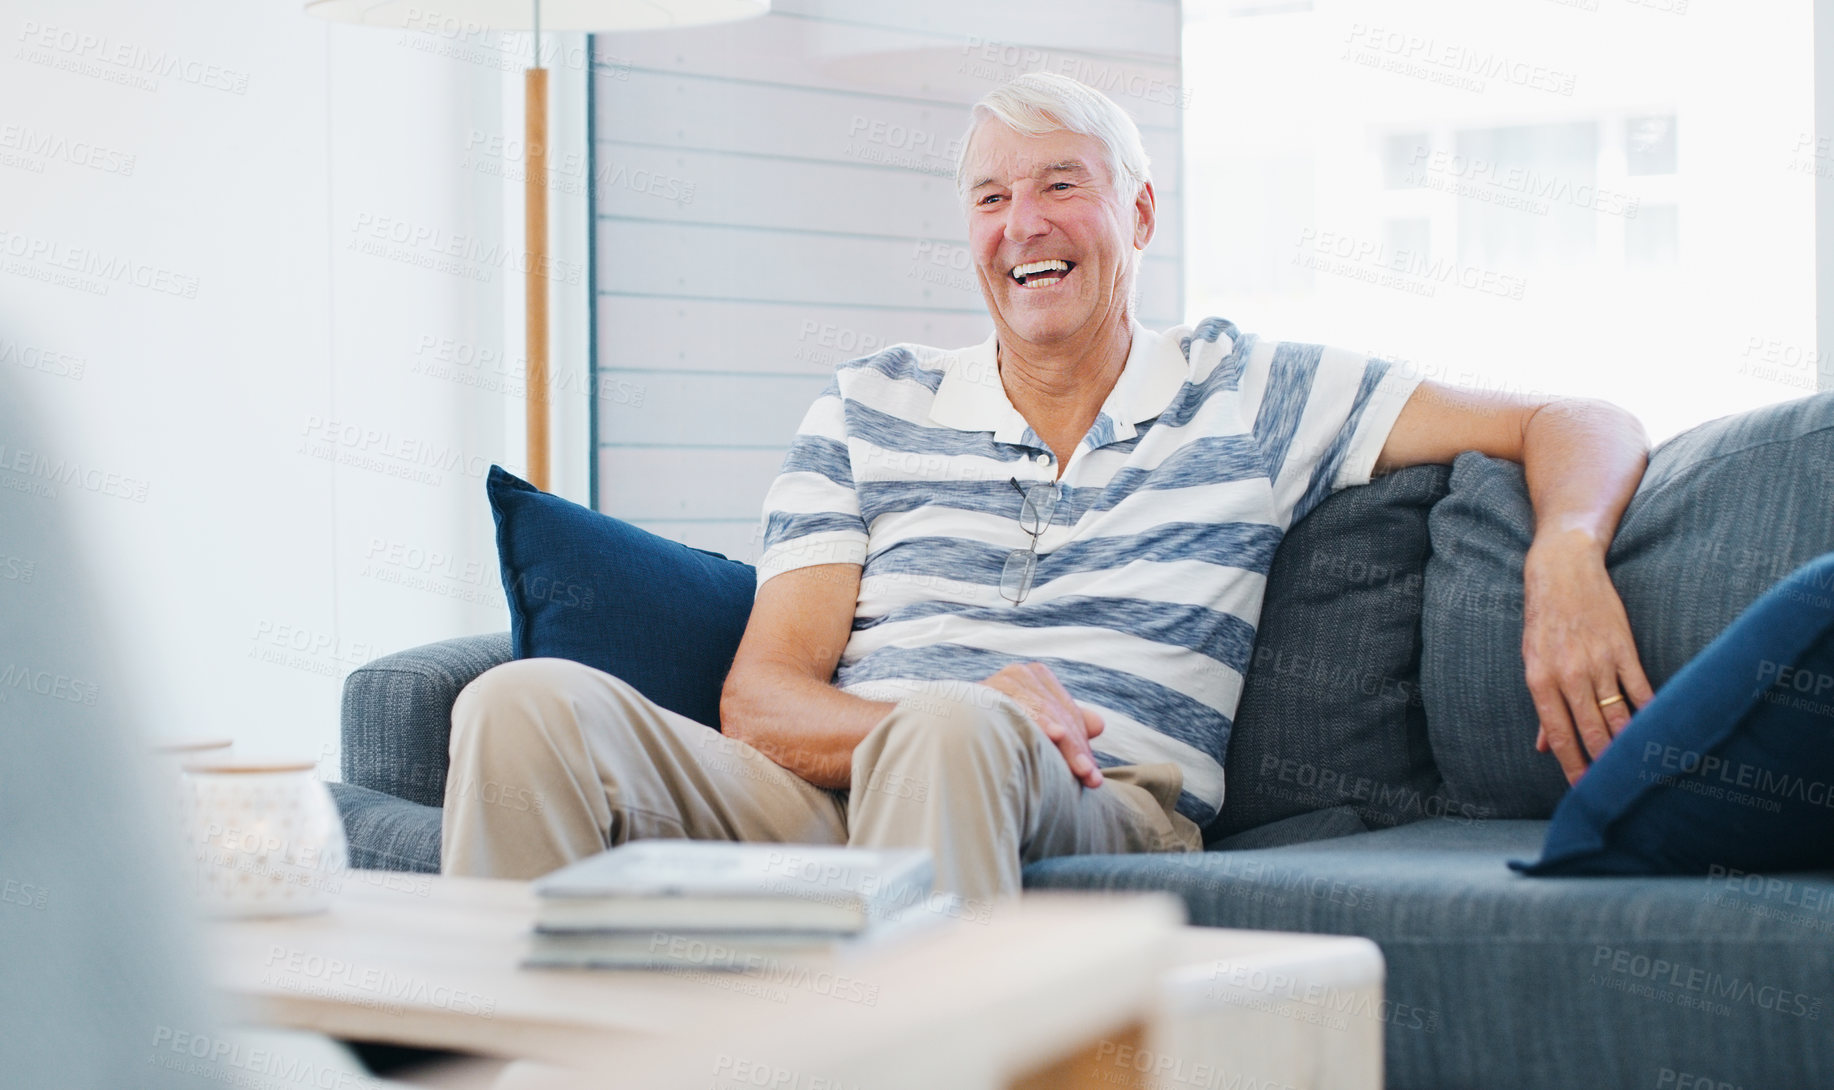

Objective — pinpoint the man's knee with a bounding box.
[451,657,634,750]
[871,687,1040,762]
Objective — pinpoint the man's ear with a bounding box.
[1133,180,1157,251]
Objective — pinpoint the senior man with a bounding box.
[443,73,1652,901]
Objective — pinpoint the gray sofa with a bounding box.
[331,397,1834,1090]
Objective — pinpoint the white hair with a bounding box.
[955,72,1152,207]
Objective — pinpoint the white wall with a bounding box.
[589,0,1187,557]
[0,0,557,761]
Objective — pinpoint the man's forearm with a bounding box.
[1514,396,1655,772]
[720,665,896,790]
[1520,398,1649,560]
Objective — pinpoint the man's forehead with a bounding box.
[969,160,1095,189]
[965,127,1111,188]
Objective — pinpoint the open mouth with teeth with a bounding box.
[1011,259,1075,288]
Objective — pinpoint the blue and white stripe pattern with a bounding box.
[757,318,1422,824]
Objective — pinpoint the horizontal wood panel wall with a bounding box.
[591,0,1184,558]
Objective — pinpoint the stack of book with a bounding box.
[523,841,938,970]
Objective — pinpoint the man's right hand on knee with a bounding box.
[980,662,1106,788]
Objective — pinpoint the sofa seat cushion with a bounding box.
[328,783,442,874]
[1023,820,1834,1090]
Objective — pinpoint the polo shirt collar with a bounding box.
[1097,321,1188,442]
[928,321,1188,447]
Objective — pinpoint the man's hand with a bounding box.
[1521,535,1656,784]
[1376,383,1651,784]
[980,662,1106,788]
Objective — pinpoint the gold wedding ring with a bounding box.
[1597,693,1626,710]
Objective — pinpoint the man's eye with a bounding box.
[1051,182,1073,191]
[978,193,1005,205]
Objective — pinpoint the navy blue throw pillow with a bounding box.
[486,465,756,729]
[1514,553,1834,876]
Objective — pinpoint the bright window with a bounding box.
[1184,0,1818,440]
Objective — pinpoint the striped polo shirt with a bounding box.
[756,317,1422,824]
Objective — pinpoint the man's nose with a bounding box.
[1003,191,1051,243]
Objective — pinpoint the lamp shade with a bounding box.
[303,0,767,31]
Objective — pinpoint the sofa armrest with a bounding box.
[327,783,442,873]
[339,632,513,806]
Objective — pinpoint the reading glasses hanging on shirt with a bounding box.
[1001,477,1060,605]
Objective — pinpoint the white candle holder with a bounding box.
[183,761,349,918]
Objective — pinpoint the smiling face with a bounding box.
[963,122,1155,357]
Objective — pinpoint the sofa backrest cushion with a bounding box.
[1422,392,1834,819]
[488,465,755,729]
[1214,464,1456,842]
[490,462,1458,843]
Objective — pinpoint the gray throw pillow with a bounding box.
[1213,464,1453,843]
[1208,806,1369,851]
[1422,392,1834,818]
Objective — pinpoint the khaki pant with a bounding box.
[440,657,1203,903]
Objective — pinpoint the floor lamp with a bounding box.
[305,0,767,492]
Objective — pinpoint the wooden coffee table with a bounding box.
[207,870,1383,1089]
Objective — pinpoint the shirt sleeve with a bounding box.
[1241,339,1424,527]
[755,375,869,588]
